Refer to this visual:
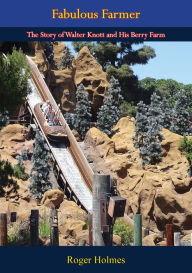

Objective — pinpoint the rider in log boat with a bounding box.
[34,101,67,142]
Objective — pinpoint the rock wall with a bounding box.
[74,46,109,118]
[83,117,192,232]
[31,42,109,118]
[0,124,33,170]
[0,124,88,246]
[29,42,50,73]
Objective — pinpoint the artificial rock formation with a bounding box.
[31,42,109,118]
[74,46,109,118]
[29,42,50,73]
[0,124,88,246]
[83,117,192,232]
[41,189,64,209]
[0,124,33,170]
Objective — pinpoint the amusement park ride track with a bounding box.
[26,56,93,213]
[25,56,147,232]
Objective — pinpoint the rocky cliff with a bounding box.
[30,42,109,119]
[83,117,192,232]
[0,124,88,246]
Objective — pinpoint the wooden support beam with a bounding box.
[92,174,111,246]
[30,210,39,246]
[0,214,7,246]
[10,212,17,223]
[50,209,59,246]
[88,213,93,246]
[166,224,174,246]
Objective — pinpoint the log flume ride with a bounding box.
[25,56,141,231]
[34,102,67,143]
[26,56,93,213]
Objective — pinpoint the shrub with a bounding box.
[39,211,50,238]
[13,150,29,181]
[8,221,30,246]
[113,219,133,246]
[180,135,192,174]
[13,164,29,181]
[0,160,19,196]
[180,135,189,151]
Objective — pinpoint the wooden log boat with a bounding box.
[34,102,67,143]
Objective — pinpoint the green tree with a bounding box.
[161,97,172,129]
[172,87,192,120]
[145,93,164,165]
[0,42,30,54]
[0,48,30,115]
[180,135,192,175]
[139,77,185,104]
[109,76,123,108]
[97,77,122,136]
[133,101,148,148]
[154,79,183,98]
[64,112,75,129]
[133,93,164,166]
[138,77,157,104]
[133,101,149,165]
[139,78,192,122]
[0,111,9,130]
[170,91,192,136]
[73,83,92,139]
[0,160,18,196]
[44,42,55,65]
[58,47,73,70]
[120,101,136,117]
[29,131,52,201]
[72,42,155,101]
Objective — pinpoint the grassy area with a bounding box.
[8,221,30,246]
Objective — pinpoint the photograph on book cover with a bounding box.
[0,40,192,248]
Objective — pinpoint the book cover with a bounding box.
[0,0,192,272]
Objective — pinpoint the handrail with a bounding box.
[26,56,94,192]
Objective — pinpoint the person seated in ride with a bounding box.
[45,103,52,119]
[47,106,56,126]
[42,100,50,115]
[42,101,47,112]
[53,115,60,126]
